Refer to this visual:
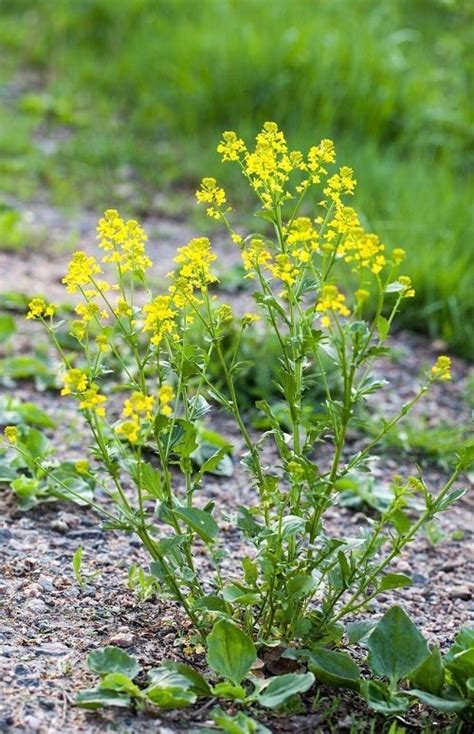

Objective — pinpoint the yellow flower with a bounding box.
[116,298,133,317]
[355,288,370,304]
[4,426,18,444]
[158,384,175,417]
[431,355,452,381]
[241,238,272,276]
[70,320,87,341]
[115,417,140,444]
[142,295,176,346]
[392,248,406,265]
[316,285,350,327]
[323,166,357,204]
[95,335,109,353]
[216,304,233,323]
[63,251,102,293]
[173,237,217,292]
[122,391,155,418]
[398,275,415,298]
[78,385,107,417]
[75,460,89,475]
[217,130,246,162]
[61,369,88,396]
[75,302,101,323]
[242,312,260,326]
[269,253,299,286]
[97,209,152,275]
[195,177,228,219]
[26,298,56,320]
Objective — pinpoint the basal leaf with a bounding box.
[75,688,131,709]
[406,689,468,713]
[256,672,315,709]
[308,647,360,691]
[87,647,140,680]
[408,646,444,695]
[207,619,256,685]
[367,606,429,685]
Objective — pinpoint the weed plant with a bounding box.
[3,123,473,723]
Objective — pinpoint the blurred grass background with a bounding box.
[0,0,473,357]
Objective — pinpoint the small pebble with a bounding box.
[449,586,472,601]
[108,631,135,647]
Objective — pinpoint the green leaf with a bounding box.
[408,646,444,695]
[406,690,468,713]
[346,620,376,645]
[75,688,131,709]
[194,594,229,613]
[161,660,212,696]
[72,546,84,586]
[174,506,218,544]
[211,706,270,734]
[376,315,389,341]
[144,668,197,708]
[445,648,474,686]
[445,627,474,662]
[87,647,140,680]
[367,606,429,685]
[193,444,233,480]
[378,573,413,592]
[10,476,39,508]
[286,573,317,599]
[0,396,55,428]
[308,647,360,691]
[360,680,409,714]
[145,686,196,708]
[280,515,306,538]
[0,314,16,343]
[99,673,142,698]
[256,672,315,709]
[207,619,257,685]
[212,681,247,700]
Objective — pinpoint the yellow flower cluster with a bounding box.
[61,369,107,416]
[323,166,357,204]
[172,237,217,295]
[217,131,246,161]
[123,391,155,418]
[4,425,19,444]
[158,384,175,417]
[316,285,351,328]
[431,355,452,381]
[241,237,272,276]
[78,385,107,417]
[63,251,102,293]
[97,209,152,275]
[398,275,415,298]
[116,390,155,444]
[142,295,177,346]
[195,177,228,219]
[26,298,56,320]
[285,217,320,256]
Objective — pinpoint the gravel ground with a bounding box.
[0,203,473,733]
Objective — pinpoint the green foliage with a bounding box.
[207,621,257,686]
[366,607,429,686]
[1,425,95,508]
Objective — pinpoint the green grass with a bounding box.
[0,0,472,356]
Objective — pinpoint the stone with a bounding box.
[449,586,472,601]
